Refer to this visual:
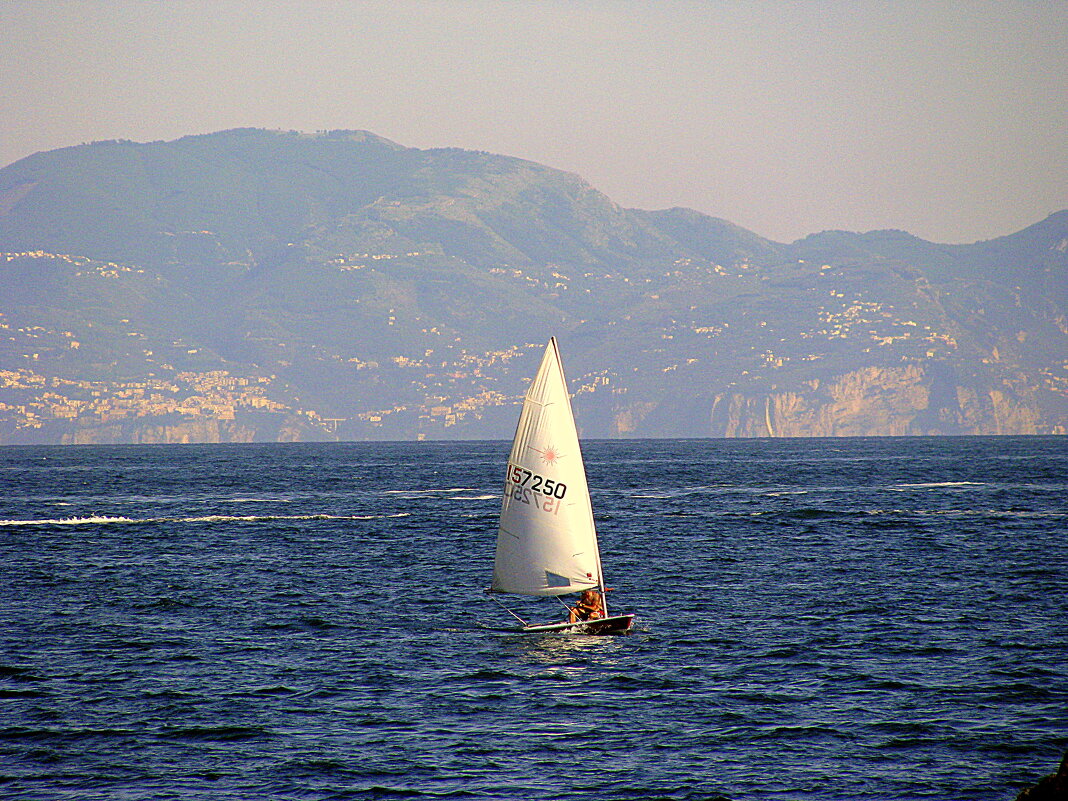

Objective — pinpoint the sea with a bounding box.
[0,436,1065,801]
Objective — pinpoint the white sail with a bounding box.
[491,338,603,597]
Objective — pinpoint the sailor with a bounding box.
[569,589,604,623]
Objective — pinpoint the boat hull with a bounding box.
[520,613,634,635]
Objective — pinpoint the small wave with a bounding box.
[628,486,744,499]
[909,509,1065,519]
[0,665,44,682]
[443,669,517,684]
[181,514,348,523]
[226,497,294,503]
[0,688,49,699]
[158,725,270,742]
[892,481,986,490]
[0,726,136,743]
[0,515,136,526]
[249,685,299,697]
[450,494,497,501]
[383,487,477,495]
[0,512,413,527]
[139,596,194,610]
[785,508,843,520]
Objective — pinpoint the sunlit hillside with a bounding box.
[1,130,1066,442]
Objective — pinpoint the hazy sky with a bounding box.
[2,0,1066,243]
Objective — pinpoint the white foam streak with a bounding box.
[0,515,136,526]
[893,481,986,489]
[383,488,476,495]
[0,512,412,527]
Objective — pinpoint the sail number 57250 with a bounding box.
[508,463,568,499]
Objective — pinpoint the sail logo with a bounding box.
[528,444,562,465]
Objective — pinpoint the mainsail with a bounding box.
[491,338,604,598]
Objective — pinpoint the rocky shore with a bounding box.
[1017,751,1068,800]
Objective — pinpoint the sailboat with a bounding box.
[488,337,634,635]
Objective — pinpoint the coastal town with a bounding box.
[0,346,622,441]
[2,245,1065,442]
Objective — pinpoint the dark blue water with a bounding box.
[1,437,1065,800]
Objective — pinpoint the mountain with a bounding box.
[1,128,1065,443]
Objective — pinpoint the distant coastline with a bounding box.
[2,131,1066,441]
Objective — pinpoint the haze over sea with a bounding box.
[1,437,1065,800]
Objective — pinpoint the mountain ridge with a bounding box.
[1,129,1065,443]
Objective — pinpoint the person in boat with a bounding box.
[569,589,605,623]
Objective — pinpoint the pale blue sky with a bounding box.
[2,0,1065,243]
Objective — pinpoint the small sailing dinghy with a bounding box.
[488,337,634,635]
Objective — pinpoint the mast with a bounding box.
[552,336,609,619]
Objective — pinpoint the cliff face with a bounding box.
[50,416,334,446]
[769,366,936,437]
[611,364,1057,438]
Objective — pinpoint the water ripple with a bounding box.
[0,437,1064,800]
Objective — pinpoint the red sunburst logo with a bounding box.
[529,444,562,465]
